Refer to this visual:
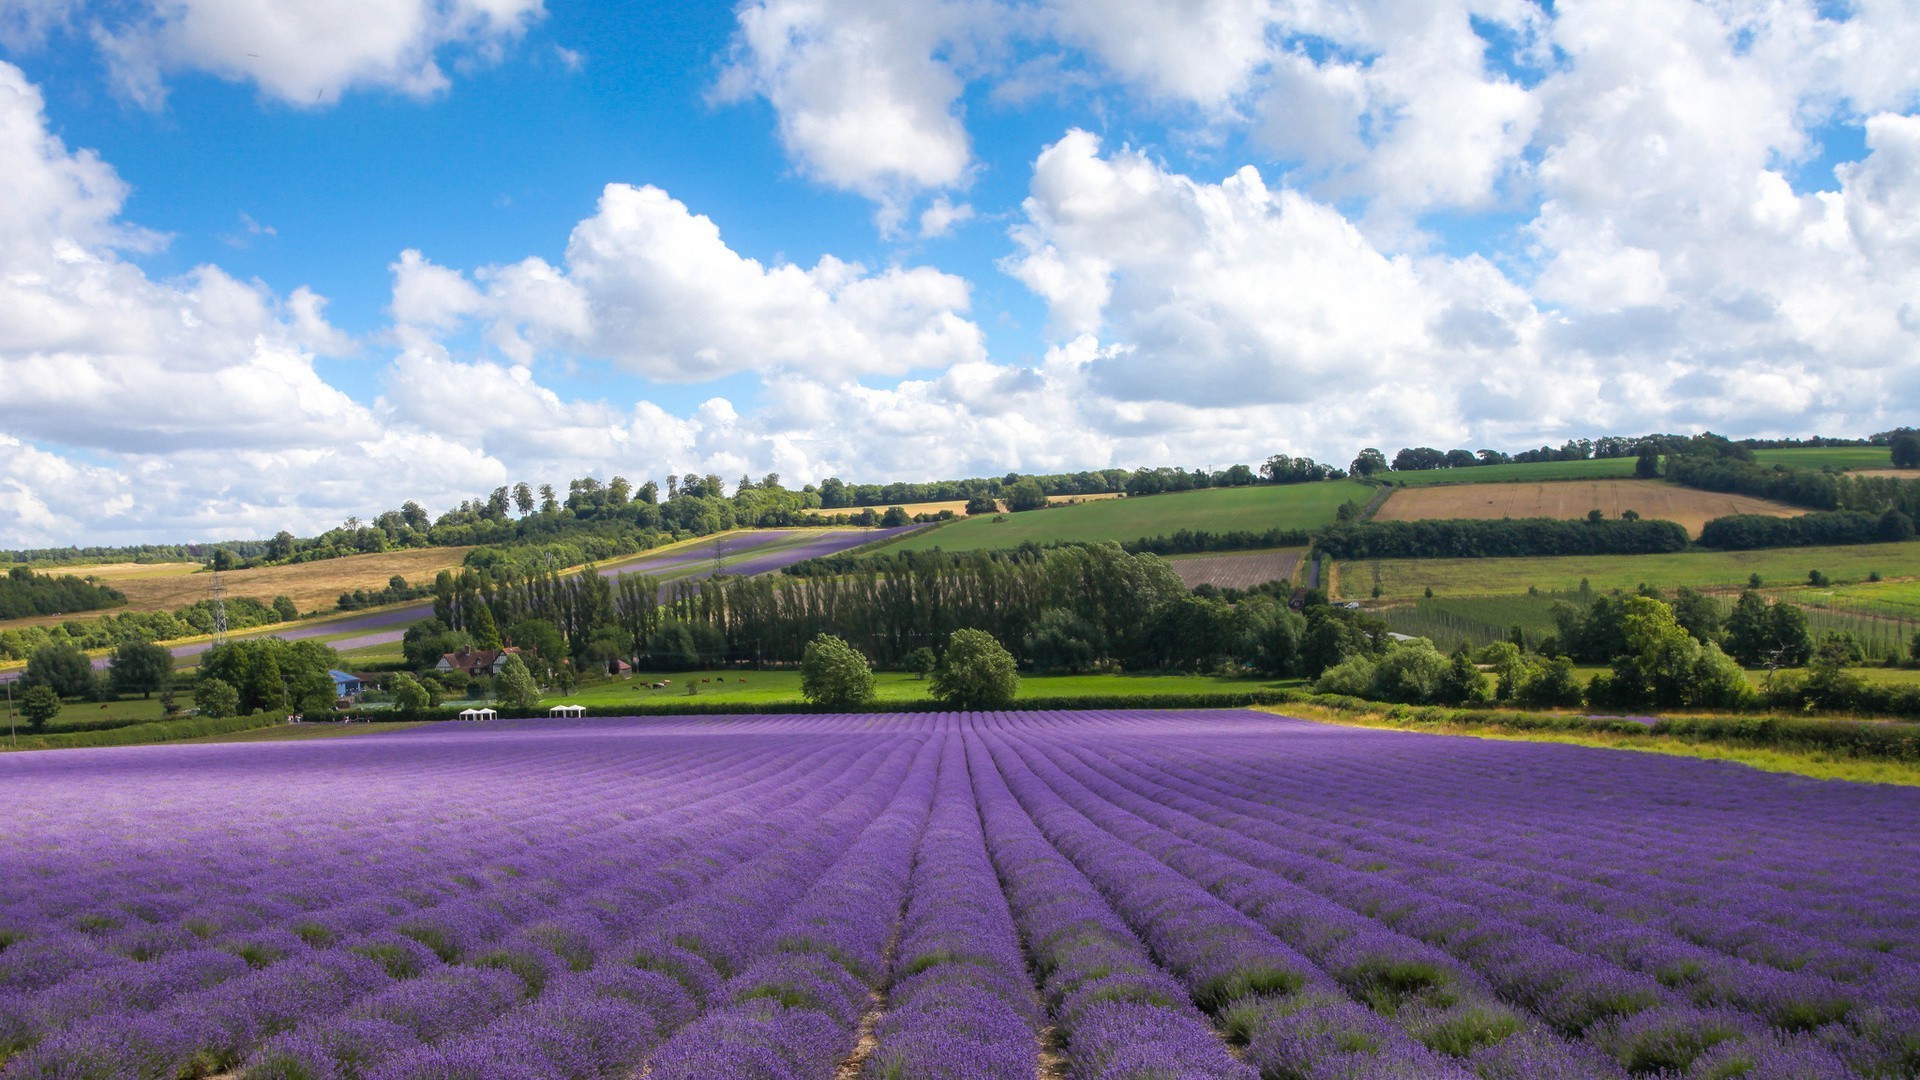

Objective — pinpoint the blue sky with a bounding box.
[0,0,1916,545]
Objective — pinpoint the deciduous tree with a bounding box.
[930,629,1018,709]
[800,633,876,706]
[108,641,174,698]
[195,677,238,719]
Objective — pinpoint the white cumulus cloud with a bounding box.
[391,182,987,382]
[67,0,545,107]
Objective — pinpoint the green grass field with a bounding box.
[1377,587,1917,659]
[1381,458,1639,486]
[1750,446,1893,470]
[1819,579,1920,618]
[886,481,1372,553]
[1349,542,1920,600]
[549,669,1297,707]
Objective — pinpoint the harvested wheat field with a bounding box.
[1169,549,1302,590]
[1846,469,1920,479]
[59,547,473,614]
[1374,479,1803,537]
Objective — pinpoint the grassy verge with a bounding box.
[178,721,430,744]
[1,711,286,752]
[1262,697,1920,786]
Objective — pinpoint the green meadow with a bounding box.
[1348,542,1920,600]
[1750,446,1893,470]
[887,480,1373,553]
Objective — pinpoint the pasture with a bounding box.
[887,479,1372,553]
[1751,446,1893,470]
[2,711,1915,1077]
[1374,478,1802,537]
[1168,548,1303,590]
[1344,541,1920,600]
[1379,457,1638,486]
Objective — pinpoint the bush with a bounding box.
[389,673,432,716]
[902,647,936,679]
[18,685,60,731]
[930,629,1019,709]
[799,633,876,706]
[1314,655,1377,698]
[195,677,240,719]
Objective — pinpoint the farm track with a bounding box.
[3,711,1917,1077]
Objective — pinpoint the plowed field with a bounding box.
[1375,479,1802,537]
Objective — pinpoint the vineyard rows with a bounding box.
[2,712,1917,1078]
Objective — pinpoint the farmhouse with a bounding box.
[436,647,525,678]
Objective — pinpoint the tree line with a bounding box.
[0,594,296,662]
[0,567,126,620]
[1666,446,1920,518]
[1697,510,1915,550]
[396,542,1407,682]
[1315,518,1690,560]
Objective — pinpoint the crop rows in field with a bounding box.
[1169,549,1304,590]
[1374,480,1802,538]
[1750,448,1894,471]
[4,712,1918,1078]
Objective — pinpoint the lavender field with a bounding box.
[2,712,1918,1079]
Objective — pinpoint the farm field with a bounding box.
[1846,468,1920,479]
[1379,457,1639,486]
[888,479,1372,553]
[0,547,474,631]
[1751,446,1893,470]
[3,710,1916,1077]
[1168,548,1303,590]
[1348,542,1920,600]
[1374,479,1803,537]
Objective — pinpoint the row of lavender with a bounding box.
[4,710,1919,1078]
